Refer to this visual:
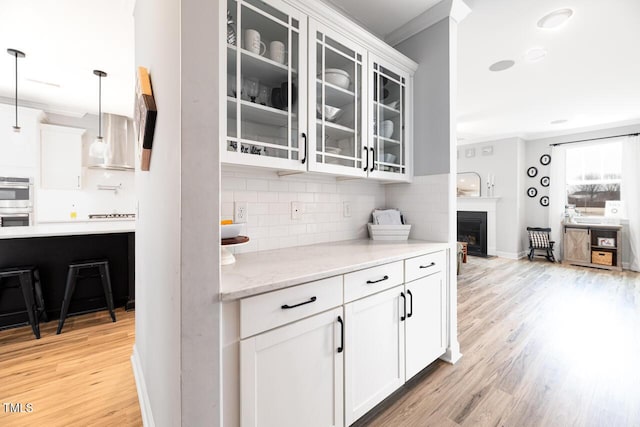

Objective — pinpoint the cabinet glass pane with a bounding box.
[373,62,406,175]
[315,32,363,170]
[226,0,300,162]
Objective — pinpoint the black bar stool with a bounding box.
[0,266,47,339]
[56,260,116,334]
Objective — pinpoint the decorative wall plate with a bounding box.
[527,187,538,198]
[540,154,551,165]
[540,176,550,187]
[540,196,549,206]
[527,166,538,178]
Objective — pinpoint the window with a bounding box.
[566,141,622,215]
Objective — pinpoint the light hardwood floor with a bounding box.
[2,258,639,426]
[362,256,640,427]
[0,308,141,427]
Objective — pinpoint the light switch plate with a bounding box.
[343,201,352,217]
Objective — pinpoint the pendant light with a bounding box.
[89,69,108,159]
[7,48,25,133]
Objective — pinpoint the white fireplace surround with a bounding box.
[457,197,500,257]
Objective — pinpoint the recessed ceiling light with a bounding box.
[537,8,574,29]
[525,48,548,62]
[551,119,568,125]
[489,60,515,72]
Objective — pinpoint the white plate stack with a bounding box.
[367,209,411,241]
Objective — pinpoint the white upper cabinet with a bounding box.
[308,20,368,178]
[221,0,415,181]
[368,55,411,181]
[40,124,85,190]
[223,0,308,171]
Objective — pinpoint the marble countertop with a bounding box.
[221,239,451,301]
[562,221,622,229]
[0,221,135,240]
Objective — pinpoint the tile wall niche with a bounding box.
[222,166,386,253]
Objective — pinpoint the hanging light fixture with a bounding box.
[89,69,108,159]
[7,48,26,133]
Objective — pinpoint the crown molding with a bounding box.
[385,0,472,47]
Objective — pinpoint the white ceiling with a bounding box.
[1,0,638,141]
[0,0,135,117]
[458,0,640,141]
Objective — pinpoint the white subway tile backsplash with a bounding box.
[222,177,246,191]
[268,180,289,192]
[306,182,322,193]
[268,202,289,215]
[234,191,258,203]
[288,182,306,192]
[246,179,269,192]
[257,192,279,203]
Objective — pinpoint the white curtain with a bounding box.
[622,134,640,271]
[548,145,567,260]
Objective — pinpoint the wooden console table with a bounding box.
[562,222,622,271]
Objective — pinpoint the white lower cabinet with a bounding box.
[344,285,405,425]
[240,307,344,427]
[405,272,446,379]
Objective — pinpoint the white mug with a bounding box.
[269,41,286,64]
[244,29,266,56]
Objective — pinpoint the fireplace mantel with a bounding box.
[457,197,500,256]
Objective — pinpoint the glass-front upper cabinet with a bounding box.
[369,55,410,181]
[308,19,367,178]
[224,0,307,171]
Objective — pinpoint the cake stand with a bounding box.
[221,236,249,265]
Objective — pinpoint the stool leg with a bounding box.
[19,272,40,339]
[57,268,78,334]
[99,263,116,322]
[33,269,48,322]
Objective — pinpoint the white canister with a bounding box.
[244,29,266,56]
[269,41,286,64]
[382,120,394,139]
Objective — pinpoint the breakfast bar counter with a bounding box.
[0,223,135,329]
[221,239,451,300]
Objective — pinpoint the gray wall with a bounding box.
[457,137,526,257]
[395,19,451,176]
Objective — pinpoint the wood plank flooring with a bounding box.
[0,309,141,426]
[1,258,639,426]
[363,257,640,427]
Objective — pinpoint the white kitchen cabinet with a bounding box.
[240,307,344,427]
[40,124,85,190]
[308,19,368,178]
[344,285,405,425]
[223,0,308,172]
[368,55,411,181]
[405,272,446,379]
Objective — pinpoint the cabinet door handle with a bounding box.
[400,292,406,321]
[337,315,344,353]
[407,289,413,318]
[419,262,436,269]
[370,147,375,172]
[366,275,388,284]
[281,296,316,309]
[301,133,307,164]
[363,147,369,171]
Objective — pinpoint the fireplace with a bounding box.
[457,211,488,257]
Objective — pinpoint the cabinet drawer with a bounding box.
[240,276,343,339]
[405,251,446,282]
[344,261,403,303]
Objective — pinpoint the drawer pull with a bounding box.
[400,292,406,321]
[419,262,436,269]
[337,316,344,353]
[366,275,389,284]
[407,289,413,318]
[281,296,317,310]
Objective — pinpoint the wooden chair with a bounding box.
[527,227,556,263]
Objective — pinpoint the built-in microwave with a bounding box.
[0,177,32,209]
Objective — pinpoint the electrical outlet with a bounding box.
[291,201,303,220]
[234,201,248,223]
[343,201,352,217]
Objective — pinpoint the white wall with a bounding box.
[457,137,526,258]
[222,166,386,253]
[133,0,182,424]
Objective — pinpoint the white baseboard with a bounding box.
[131,345,156,427]
[495,251,527,260]
[440,348,463,364]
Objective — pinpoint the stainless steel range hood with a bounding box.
[89,113,135,171]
